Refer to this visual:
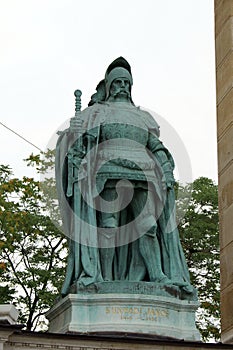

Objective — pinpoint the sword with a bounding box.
[66,89,84,197]
[67,89,85,283]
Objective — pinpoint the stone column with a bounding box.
[215,0,233,344]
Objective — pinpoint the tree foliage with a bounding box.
[177,177,220,342]
[0,155,67,331]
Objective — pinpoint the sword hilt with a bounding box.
[74,89,82,116]
[70,89,83,134]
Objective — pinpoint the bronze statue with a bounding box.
[55,57,194,297]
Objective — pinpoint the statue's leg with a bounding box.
[139,229,170,282]
[132,189,170,283]
[97,185,121,281]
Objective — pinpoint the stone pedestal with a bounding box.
[46,282,200,341]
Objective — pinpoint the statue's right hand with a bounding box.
[70,117,82,133]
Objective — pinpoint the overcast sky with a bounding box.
[0,0,217,183]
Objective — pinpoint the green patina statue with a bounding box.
[55,57,194,297]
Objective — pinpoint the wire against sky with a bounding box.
[0,121,43,153]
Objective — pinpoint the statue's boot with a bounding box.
[139,229,171,283]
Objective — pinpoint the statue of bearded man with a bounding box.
[55,57,194,297]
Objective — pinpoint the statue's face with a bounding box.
[109,78,131,101]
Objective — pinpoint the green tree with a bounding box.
[177,177,220,342]
[0,156,67,331]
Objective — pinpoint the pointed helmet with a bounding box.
[105,57,133,100]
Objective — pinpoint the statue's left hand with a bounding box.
[166,180,174,190]
[165,173,175,190]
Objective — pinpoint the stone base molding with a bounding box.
[46,292,200,341]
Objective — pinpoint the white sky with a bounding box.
[0,0,217,183]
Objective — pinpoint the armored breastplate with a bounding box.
[100,122,148,146]
[97,104,155,171]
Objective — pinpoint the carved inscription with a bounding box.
[105,306,169,321]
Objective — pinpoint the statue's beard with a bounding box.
[112,89,130,99]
